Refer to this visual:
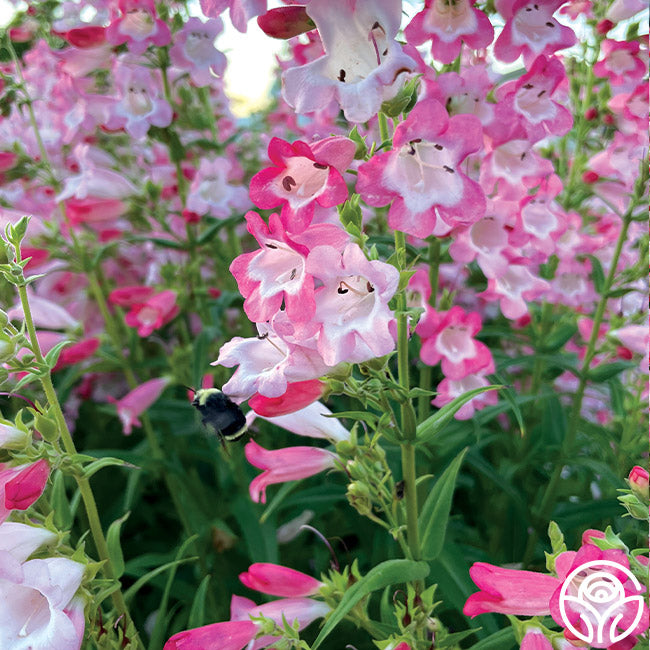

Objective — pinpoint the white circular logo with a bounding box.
[558,559,645,646]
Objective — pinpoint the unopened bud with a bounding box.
[628,465,649,498]
[596,19,614,34]
[347,481,373,517]
[34,413,59,443]
[618,493,649,520]
[0,422,30,450]
[582,170,599,184]
[584,107,598,121]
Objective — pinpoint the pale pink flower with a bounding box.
[9,290,79,331]
[521,629,553,649]
[169,17,227,87]
[245,440,338,503]
[433,374,498,420]
[200,0,267,33]
[106,0,171,55]
[593,39,646,86]
[124,290,179,337]
[108,377,169,435]
[282,0,416,123]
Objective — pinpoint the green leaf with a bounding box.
[416,385,502,444]
[587,361,635,382]
[541,323,577,352]
[43,340,71,369]
[51,470,72,530]
[470,627,516,649]
[81,456,139,479]
[326,410,378,425]
[586,254,605,293]
[436,628,479,647]
[348,126,367,160]
[124,557,197,603]
[106,512,130,579]
[418,449,467,560]
[188,575,211,629]
[311,559,429,649]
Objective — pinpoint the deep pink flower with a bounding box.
[463,562,560,617]
[249,137,356,232]
[0,460,49,522]
[62,25,107,48]
[230,211,349,323]
[418,306,494,380]
[628,465,649,495]
[282,0,416,123]
[239,563,323,597]
[594,40,646,86]
[163,620,257,650]
[404,0,494,64]
[106,0,171,55]
[54,338,100,370]
[169,17,226,87]
[248,379,326,417]
[521,629,553,649]
[493,0,577,65]
[305,243,399,366]
[357,99,485,239]
[124,290,179,337]
[109,285,155,307]
[107,377,169,435]
[245,440,338,503]
[65,198,127,226]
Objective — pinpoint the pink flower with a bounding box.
[282,0,416,123]
[239,563,323,597]
[606,0,647,22]
[230,211,349,323]
[418,306,494,380]
[200,0,267,33]
[463,562,560,617]
[404,0,494,64]
[0,521,85,650]
[109,285,155,307]
[54,338,100,370]
[433,374,498,420]
[628,466,649,496]
[249,137,356,232]
[248,379,326,417]
[306,243,399,366]
[248,400,351,443]
[521,629,553,649]
[245,440,338,503]
[593,40,646,86]
[65,198,127,226]
[164,620,257,650]
[0,460,49,522]
[186,158,250,219]
[169,17,226,87]
[106,0,171,55]
[0,424,29,450]
[357,99,485,239]
[108,377,169,435]
[104,64,173,140]
[124,290,179,337]
[493,0,577,65]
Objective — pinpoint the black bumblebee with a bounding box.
[191,388,247,446]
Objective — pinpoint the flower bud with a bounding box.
[596,19,614,34]
[618,493,649,520]
[0,422,30,450]
[582,170,599,184]
[584,107,598,121]
[0,334,16,362]
[34,413,59,443]
[347,481,373,517]
[628,465,649,498]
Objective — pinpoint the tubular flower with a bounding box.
[106,0,171,55]
[239,563,323,598]
[357,99,486,239]
[0,460,49,522]
[282,0,416,123]
[107,377,169,435]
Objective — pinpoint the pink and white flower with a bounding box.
[593,39,647,86]
[433,374,498,420]
[230,211,349,323]
[106,0,171,55]
[0,460,49,523]
[249,136,356,233]
[239,563,323,598]
[357,99,485,239]
[404,0,494,64]
[282,0,416,123]
[200,0,267,33]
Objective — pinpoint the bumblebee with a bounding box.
[191,388,247,445]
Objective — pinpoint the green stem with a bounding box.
[428,238,440,309]
[523,211,633,566]
[378,112,390,144]
[16,278,142,648]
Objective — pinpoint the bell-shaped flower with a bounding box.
[248,379,326,418]
[249,137,356,232]
[496,55,572,142]
[0,521,85,650]
[433,373,498,420]
[107,377,169,435]
[357,99,485,239]
[405,0,494,64]
[106,0,171,55]
[594,39,647,86]
[215,324,330,402]
[230,211,348,323]
[248,400,350,444]
[245,440,338,503]
[493,0,577,65]
[418,306,494,380]
[186,158,250,219]
[282,0,416,123]
[0,460,49,523]
[104,64,173,140]
[305,243,399,366]
[169,17,227,87]
[239,563,323,598]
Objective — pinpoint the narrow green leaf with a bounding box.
[541,323,577,352]
[188,575,211,629]
[51,470,72,530]
[586,254,605,293]
[82,457,139,479]
[418,449,468,560]
[471,627,516,649]
[124,557,197,603]
[587,361,635,382]
[416,385,502,444]
[311,559,429,649]
[106,512,130,579]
